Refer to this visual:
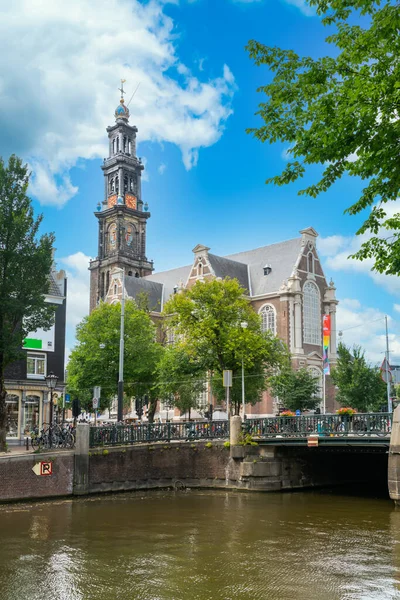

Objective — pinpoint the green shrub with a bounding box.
[102,449,109,456]
[205,442,212,449]
[238,432,258,447]
[223,441,230,449]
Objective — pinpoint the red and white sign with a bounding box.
[32,461,53,476]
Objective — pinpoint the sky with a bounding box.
[1,0,399,366]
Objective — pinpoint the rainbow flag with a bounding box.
[323,315,331,375]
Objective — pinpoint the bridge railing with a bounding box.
[89,420,229,448]
[244,413,393,439]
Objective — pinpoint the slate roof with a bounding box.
[125,276,163,312]
[226,237,302,296]
[48,272,64,297]
[140,236,303,309]
[208,253,249,292]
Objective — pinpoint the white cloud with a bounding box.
[394,304,400,314]
[336,299,395,365]
[318,201,400,297]
[283,0,315,15]
[158,163,167,175]
[0,0,236,207]
[58,252,91,352]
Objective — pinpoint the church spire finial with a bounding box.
[118,78,126,100]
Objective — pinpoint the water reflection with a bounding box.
[0,491,399,599]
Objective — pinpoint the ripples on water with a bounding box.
[0,489,399,600]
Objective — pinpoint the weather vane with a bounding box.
[118,79,126,99]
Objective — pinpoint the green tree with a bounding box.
[163,278,286,414]
[0,155,55,450]
[269,364,320,412]
[67,300,163,417]
[156,343,207,419]
[246,0,400,274]
[330,343,387,412]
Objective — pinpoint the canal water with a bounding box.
[0,489,399,600]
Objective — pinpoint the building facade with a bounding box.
[89,96,338,417]
[5,267,67,443]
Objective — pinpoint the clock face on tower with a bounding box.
[125,194,137,209]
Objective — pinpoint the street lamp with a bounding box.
[45,371,58,442]
[240,321,248,420]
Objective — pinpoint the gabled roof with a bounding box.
[226,237,303,296]
[125,276,163,312]
[48,272,65,298]
[208,253,249,293]
[143,235,304,303]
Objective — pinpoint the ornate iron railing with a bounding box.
[244,413,393,439]
[89,420,229,448]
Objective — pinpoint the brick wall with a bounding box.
[0,452,74,502]
[89,442,230,493]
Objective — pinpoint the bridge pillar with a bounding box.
[388,406,400,504]
[73,423,90,496]
[230,415,242,446]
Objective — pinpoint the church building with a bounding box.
[89,91,338,417]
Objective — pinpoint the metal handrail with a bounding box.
[89,420,229,448]
[244,413,393,439]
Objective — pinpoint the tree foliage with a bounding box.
[330,342,387,411]
[269,364,321,411]
[163,278,286,414]
[0,155,55,450]
[67,300,163,415]
[247,0,400,274]
[155,343,207,418]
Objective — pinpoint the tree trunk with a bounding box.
[147,398,157,423]
[0,356,7,452]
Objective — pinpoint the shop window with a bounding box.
[6,394,19,438]
[24,395,40,433]
[27,353,46,379]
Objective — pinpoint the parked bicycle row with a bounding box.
[30,423,75,450]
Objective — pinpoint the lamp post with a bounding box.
[45,371,58,446]
[118,268,125,423]
[240,321,248,420]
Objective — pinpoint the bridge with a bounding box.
[89,412,392,449]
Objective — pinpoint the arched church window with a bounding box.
[101,272,105,299]
[116,137,119,152]
[308,252,314,273]
[130,177,133,192]
[128,140,132,155]
[135,272,139,278]
[115,176,119,194]
[106,271,110,293]
[198,262,203,276]
[114,283,118,295]
[303,281,321,345]
[110,178,114,193]
[123,137,127,152]
[112,139,115,154]
[128,271,133,277]
[124,175,128,192]
[308,366,323,402]
[259,304,276,335]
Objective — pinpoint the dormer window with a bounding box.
[263,264,272,276]
[198,262,203,276]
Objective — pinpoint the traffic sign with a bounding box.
[93,397,99,409]
[32,461,53,476]
[223,370,232,387]
[93,386,101,399]
[65,393,70,403]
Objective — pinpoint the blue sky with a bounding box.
[1,0,399,364]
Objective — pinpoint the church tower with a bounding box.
[89,84,154,312]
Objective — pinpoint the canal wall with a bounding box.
[0,450,74,502]
[0,439,387,503]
